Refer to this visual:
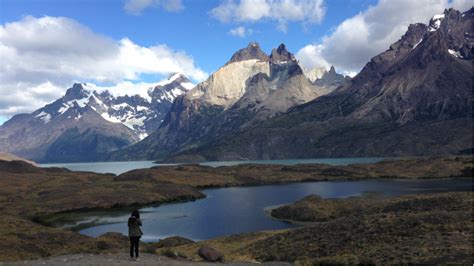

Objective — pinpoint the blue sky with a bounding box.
[0,0,471,125]
[0,0,375,74]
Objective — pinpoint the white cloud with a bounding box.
[211,0,325,32]
[124,0,184,15]
[451,0,473,11]
[296,44,330,70]
[228,26,253,37]
[0,16,207,118]
[296,0,472,74]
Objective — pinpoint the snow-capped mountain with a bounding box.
[34,73,193,140]
[0,73,194,162]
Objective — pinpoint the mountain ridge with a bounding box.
[159,8,473,162]
[108,43,348,161]
[0,74,194,162]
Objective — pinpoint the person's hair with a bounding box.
[131,210,140,219]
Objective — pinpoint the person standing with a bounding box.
[128,210,143,260]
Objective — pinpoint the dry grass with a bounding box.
[0,156,471,262]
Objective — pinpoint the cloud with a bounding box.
[124,0,184,15]
[296,0,472,74]
[228,26,253,37]
[296,44,330,70]
[451,0,473,11]
[210,0,325,32]
[0,16,207,118]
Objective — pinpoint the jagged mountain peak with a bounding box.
[227,42,269,64]
[167,72,189,83]
[150,73,194,105]
[152,72,193,91]
[428,8,472,33]
[63,83,90,101]
[313,65,348,89]
[270,43,296,64]
[25,74,194,138]
[0,73,198,162]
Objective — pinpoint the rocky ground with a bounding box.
[168,192,473,264]
[0,156,472,263]
[3,253,291,266]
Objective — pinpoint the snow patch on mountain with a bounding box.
[448,49,463,58]
[35,111,51,123]
[412,38,423,49]
[31,74,195,141]
[429,14,445,32]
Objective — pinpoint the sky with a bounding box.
[0,0,472,125]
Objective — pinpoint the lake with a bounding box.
[52,178,472,242]
[40,157,384,175]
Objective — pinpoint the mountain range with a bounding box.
[0,8,472,163]
[107,42,347,161]
[160,7,472,162]
[0,73,193,162]
[114,7,472,162]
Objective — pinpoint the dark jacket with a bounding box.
[128,216,143,237]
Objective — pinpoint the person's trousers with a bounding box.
[130,236,140,257]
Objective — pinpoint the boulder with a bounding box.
[198,245,224,262]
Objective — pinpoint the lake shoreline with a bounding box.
[0,156,472,262]
[51,177,473,234]
[164,191,473,264]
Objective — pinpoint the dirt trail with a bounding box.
[2,253,292,266]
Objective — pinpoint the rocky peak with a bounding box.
[443,8,462,20]
[167,72,189,83]
[64,83,90,101]
[149,73,194,105]
[227,42,269,64]
[268,44,303,78]
[428,8,466,33]
[425,8,473,60]
[397,23,428,48]
[270,43,296,64]
[363,22,428,74]
[328,66,336,74]
[151,73,191,92]
[314,66,348,88]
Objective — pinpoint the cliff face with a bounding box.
[109,43,343,161]
[162,8,473,162]
[114,9,473,163]
[188,59,271,108]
